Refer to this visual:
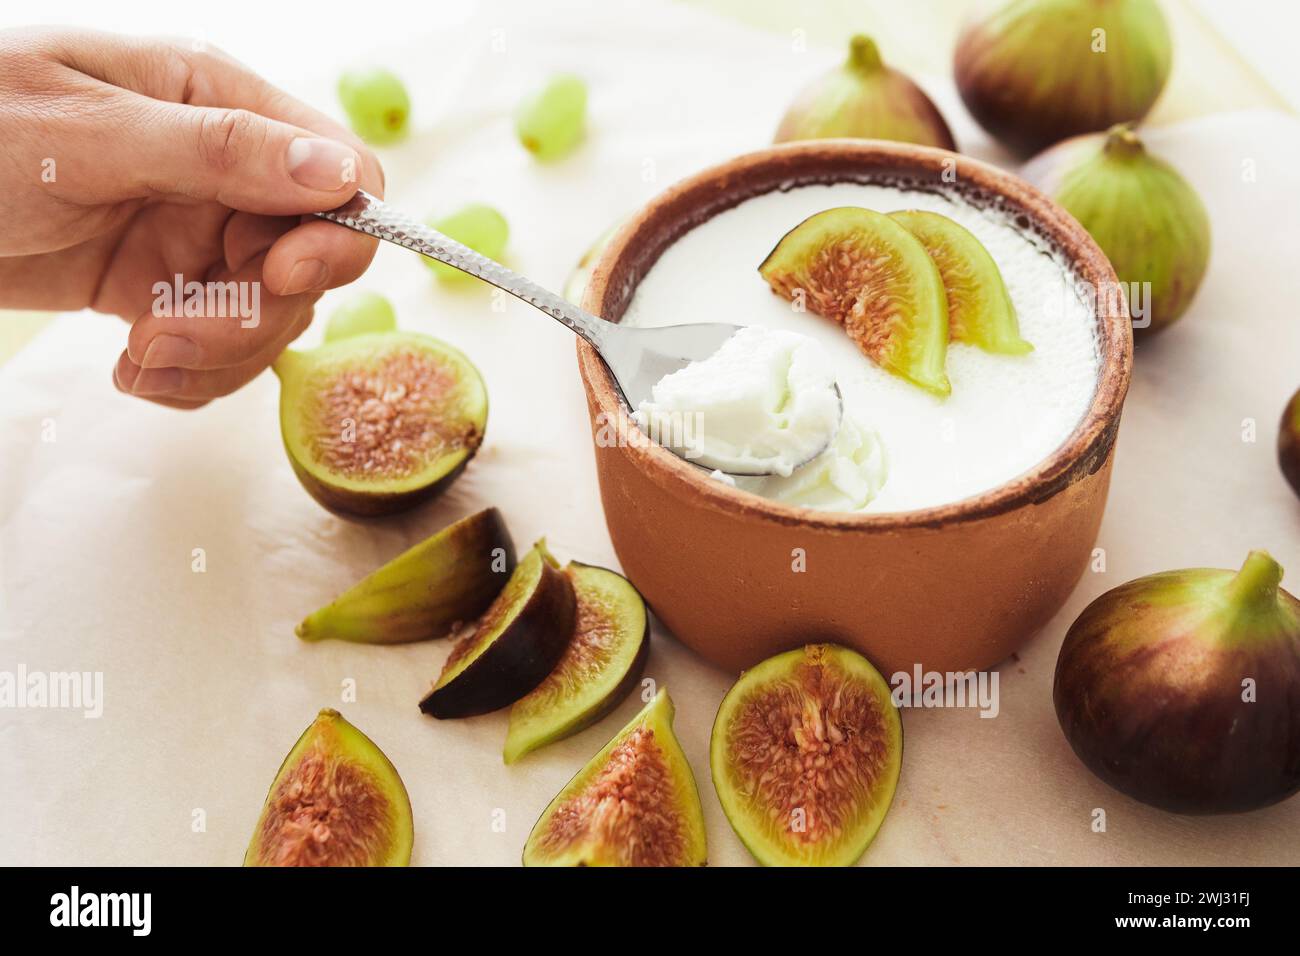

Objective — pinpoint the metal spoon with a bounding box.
[314,189,840,476]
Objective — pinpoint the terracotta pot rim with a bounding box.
[578,139,1133,532]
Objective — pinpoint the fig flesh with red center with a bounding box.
[776,35,956,151]
[711,644,903,866]
[1054,551,1300,814]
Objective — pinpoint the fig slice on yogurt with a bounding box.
[888,209,1032,355]
[522,688,708,867]
[419,540,575,719]
[710,644,903,866]
[759,206,951,396]
[504,561,650,763]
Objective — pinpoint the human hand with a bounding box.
[0,27,384,408]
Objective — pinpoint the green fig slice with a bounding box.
[759,206,951,396]
[323,291,398,343]
[711,644,903,867]
[274,331,488,518]
[296,508,516,645]
[420,540,575,719]
[244,709,413,867]
[1054,550,1300,814]
[522,688,708,867]
[775,35,956,150]
[887,209,1032,355]
[504,562,650,763]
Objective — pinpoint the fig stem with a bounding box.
[1226,550,1283,615]
[847,35,883,73]
[1103,123,1145,160]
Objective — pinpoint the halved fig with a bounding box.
[297,508,516,645]
[522,688,708,867]
[273,331,488,518]
[888,209,1032,355]
[244,709,413,867]
[710,644,903,866]
[504,562,650,763]
[759,207,951,396]
[419,540,575,718]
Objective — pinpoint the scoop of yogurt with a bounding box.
[632,326,841,477]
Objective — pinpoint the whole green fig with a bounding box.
[955,0,1172,155]
[1022,123,1210,334]
[1280,388,1300,500]
[775,35,956,150]
[1054,551,1300,814]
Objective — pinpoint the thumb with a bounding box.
[135,100,362,214]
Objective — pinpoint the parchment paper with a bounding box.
[2,0,1298,865]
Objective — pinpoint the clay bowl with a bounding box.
[578,140,1132,675]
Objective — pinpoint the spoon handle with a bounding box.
[315,189,611,347]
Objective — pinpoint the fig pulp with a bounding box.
[245,709,413,866]
[504,562,650,763]
[297,508,515,644]
[711,645,902,866]
[759,206,951,396]
[888,210,1032,355]
[1054,551,1300,814]
[775,35,956,150]
[955,0,1172,155]
[522,689,708,866]
[420,540,575,719]
[1277,387,1300,500]
[274,332,488,517]
[1022,124,1210,335]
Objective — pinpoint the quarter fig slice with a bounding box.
[759,206,951,396]
[244,709,413,867]
[297,508,516,645]
[420,540,575,719]
[887,209,1032,355]
[522,688,708,867]
[710,644,903,867]
[274,331,488,518]
[504,562,650,763]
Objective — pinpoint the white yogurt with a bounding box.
[623,183,1100,513]
[633,326,842,477]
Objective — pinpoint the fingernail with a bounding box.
[283,258,329,295]
[286,137,358,191]
[114,353,139,393]
[142,334,201,369]
[131,367,184,397]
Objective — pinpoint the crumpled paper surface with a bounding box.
[2,0,1299,865]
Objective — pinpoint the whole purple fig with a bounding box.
[775,35,956,151]
[955,0,1172,155]
[1280,388,1300,500]
[1054,551,1300,814]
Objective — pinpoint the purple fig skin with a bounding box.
[776,35,956,151]
[1280,389,1300,500]
[1053,551,1300,814]
[955,0,1172,155]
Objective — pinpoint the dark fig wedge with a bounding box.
[759,206,951,396]
[776,35,956,150]
[1280,388,1300,500]
[245,709,413,866]
[888,209,1031,355]
[504,562,650,763]
[711,644,903,866]
[1054,551,1300,814]
[273,331,488,517]
[523,688,708,867]
[420,540,575,719]
[297,508,515,645]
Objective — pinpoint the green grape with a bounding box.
[324,291,398,342]
[514,74,587,161]
[425,204,510,283]
[338,69,410,145]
